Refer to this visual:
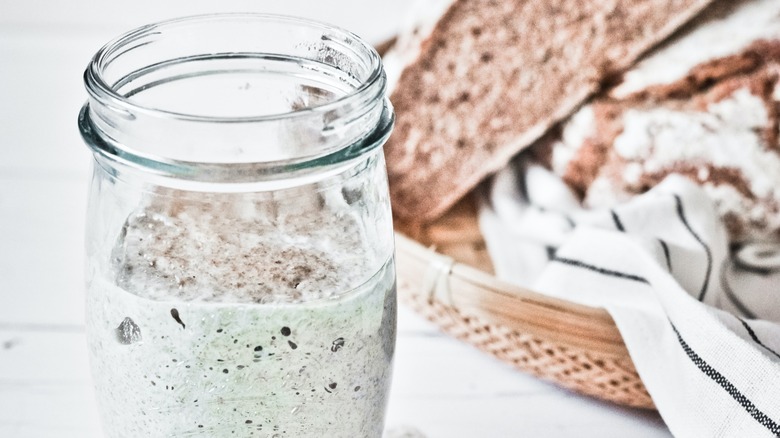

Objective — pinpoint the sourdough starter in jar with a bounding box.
[86,191,396,438]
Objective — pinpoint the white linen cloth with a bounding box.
[479,161,780,437]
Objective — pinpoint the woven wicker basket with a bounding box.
[393,196,655,410]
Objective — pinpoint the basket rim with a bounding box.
[395,232,630,357]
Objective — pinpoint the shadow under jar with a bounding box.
[78,14,396,438]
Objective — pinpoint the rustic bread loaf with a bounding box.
[547,0,780,242]
[384,0,715,221]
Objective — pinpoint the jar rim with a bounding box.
[83,13,385,123]
[79,13,394,183]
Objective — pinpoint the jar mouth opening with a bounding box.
[79,13,394,181]
[84,13,384,123]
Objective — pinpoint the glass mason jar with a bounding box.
[78,14,396,438]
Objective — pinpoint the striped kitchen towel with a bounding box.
[479,162,780,437]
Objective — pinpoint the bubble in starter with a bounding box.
[115,317,142,345]
[331,337,345,352]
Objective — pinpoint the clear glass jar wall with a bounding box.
[79,14,396,438]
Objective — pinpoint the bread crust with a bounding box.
[386,0,715,221]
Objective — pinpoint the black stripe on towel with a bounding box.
[658,239,672,273]
[611,209,625,232]
[733,253,774,276]
[720,262,757,319]
[674,195,712,301]
[670,322,780,435]
[551,256,649,284]
[518,169,530,202]
[738,318,780,361]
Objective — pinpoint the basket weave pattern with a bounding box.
[398,277,654,409]
[394,197,655,410]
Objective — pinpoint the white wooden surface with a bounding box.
[0,2,672,436]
